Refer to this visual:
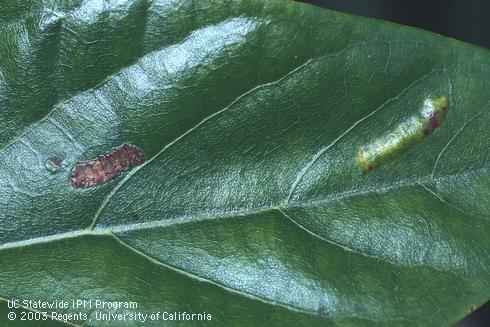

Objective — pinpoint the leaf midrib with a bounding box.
[2,41,486,255]
[1,166,486,254]
[89,41,441,228]
[0,232,420,324]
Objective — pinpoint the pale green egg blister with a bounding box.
[357,96,448,171]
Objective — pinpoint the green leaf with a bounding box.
[0,0,488,325]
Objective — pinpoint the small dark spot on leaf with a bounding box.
[429,116,440,130]
[318,305,330,316]
[44,157,63,173]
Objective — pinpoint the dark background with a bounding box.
[299,0,489,326]
[300,0,490,49]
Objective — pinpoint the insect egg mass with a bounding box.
[70,143,144,188]
[357,96,448,171]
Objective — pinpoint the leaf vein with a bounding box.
[109,233,325,318]
[431,108,488,178]
[286,68,441,204]
[88,50,352,229]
